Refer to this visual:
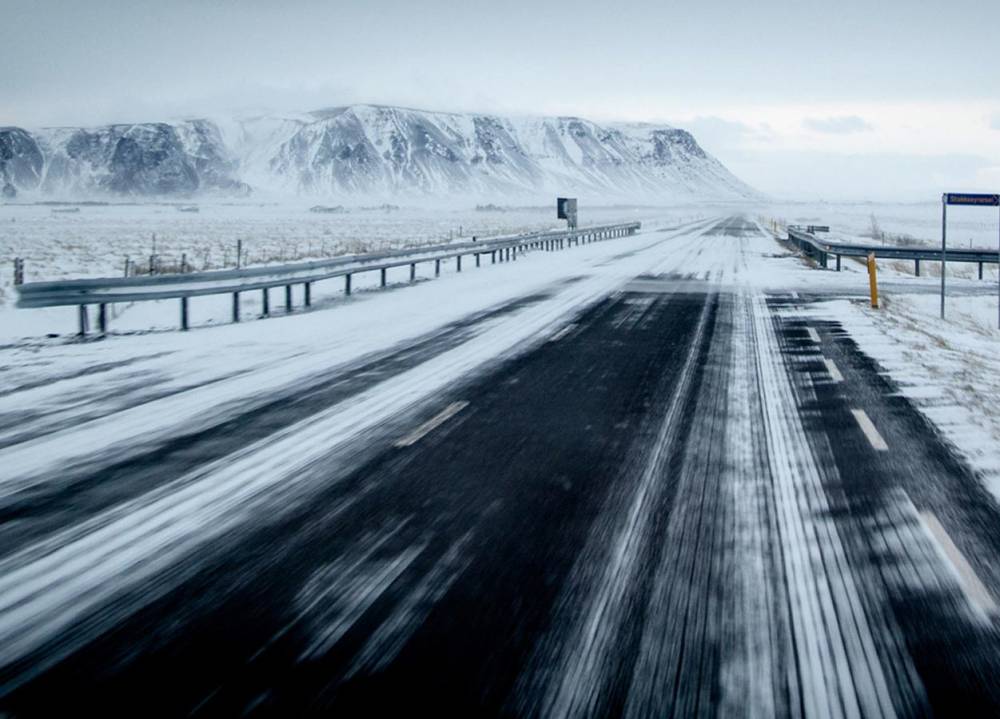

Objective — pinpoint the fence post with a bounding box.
[78,305,88,336]
[13,257,24,285]
[236,239,243,269]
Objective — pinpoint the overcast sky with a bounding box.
[3,0,999,201]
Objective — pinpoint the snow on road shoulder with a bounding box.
[809,293,1000,499]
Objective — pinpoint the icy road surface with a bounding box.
[3,217,1000,716]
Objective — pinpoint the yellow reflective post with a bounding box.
[867,252,879,308]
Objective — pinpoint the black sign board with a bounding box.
[557,197,577,219]
[943,193,1000,206]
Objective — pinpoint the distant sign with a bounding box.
[557,197,578,229]
[943,193,1000,206]
[557,197,577,219]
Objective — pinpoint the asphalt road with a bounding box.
[3,217,1000,717]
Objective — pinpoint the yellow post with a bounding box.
[867,252,879,308]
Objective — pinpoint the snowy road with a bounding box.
[3,217,1000,716]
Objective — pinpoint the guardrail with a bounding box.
[787,225,1000,276]
[17,221,641,335]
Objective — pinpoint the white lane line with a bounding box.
[806,326,821,343]
[919,511,998,616]
[395,401,469,447]
[850,409,888,451]
[823,358,844,383]
[549,323,577,342]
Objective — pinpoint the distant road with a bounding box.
[2,217,1000,716]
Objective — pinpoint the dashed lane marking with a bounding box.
[919,511,998,617]
[806,326,821,343]
[823,358,844,383]
[395,401,469,447]
[850,409,888,451]
[548,323,577,342]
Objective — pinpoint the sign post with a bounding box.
[940,193,1000,323]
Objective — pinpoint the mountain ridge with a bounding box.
[0,104,759,203]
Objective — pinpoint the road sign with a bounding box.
[943,193,1000,206]
[556,197,577,228]
[940,191,1000,326]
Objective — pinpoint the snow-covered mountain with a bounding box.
[0,104,758,202]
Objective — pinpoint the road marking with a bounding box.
[549,323,577,342]
[806,326,820,343]
[823,358,844,382]
[395,401,469,447]
[850,409,888,451]
[919,511,998,616]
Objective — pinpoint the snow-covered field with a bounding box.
[0,202,719,338]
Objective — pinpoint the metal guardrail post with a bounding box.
[78,305,88,336]
[979,262,984,280]
[233,292,240,322]
[915,259,921,276]
[475,253,480,267]
[181,297,189,330]
[410,263,416,282]
[285,285,293,312]
[457,255,462,272]
[262,288,269,316]
[345,274,352,296]
[98,303,107,335]
[381,268,387,287]
[304,283,311,307]
[435,260,440,277]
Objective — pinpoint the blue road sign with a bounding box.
[943,193,1000,206]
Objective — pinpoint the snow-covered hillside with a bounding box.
[0,104,759,203]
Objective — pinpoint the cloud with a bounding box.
[681,116,774,153]
[802,115,873,134]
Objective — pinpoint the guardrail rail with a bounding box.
[786,225,1000,275]
[17,221,641,335]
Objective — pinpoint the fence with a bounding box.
[787,226,1000,276]
[16,221,641,335]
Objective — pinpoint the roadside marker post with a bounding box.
[940,193,1000,324]
[867,252,879,308]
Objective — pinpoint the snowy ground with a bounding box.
[5,212,1000,714]
[0,201,706,309]
[815,293,1000,494]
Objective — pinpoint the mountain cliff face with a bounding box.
[0,105,757,202]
